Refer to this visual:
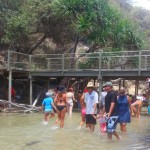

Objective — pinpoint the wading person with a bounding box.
[66,87,77,116]
[103,82,120,141]
[54,86,67,128]
[84,81,98,132]
[130,94,144,118]
[41,92,56,125]
[100,86,107,113]
[78,90,86,129]
[117,87,131,133]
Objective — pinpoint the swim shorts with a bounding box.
[86,114,97,125]
[106,116,118,133]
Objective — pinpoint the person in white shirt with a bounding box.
[84,81,98,132]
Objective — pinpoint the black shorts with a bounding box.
[86,114,97,125]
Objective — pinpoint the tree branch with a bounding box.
[28,33,47,54]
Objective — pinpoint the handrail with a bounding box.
[1,50,149,74]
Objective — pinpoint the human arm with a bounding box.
[127,96,132,112]
[83,93,86,106]
[41,104,44,111]
[51,102,57,111]
[108,102,115,118]
[72,93,77,102]
[92,92,98,115]
[54,94,58,104]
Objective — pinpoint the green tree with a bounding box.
[51,0,143,52]
[1,0,143,54]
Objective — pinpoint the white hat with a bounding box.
[46,92,52,96]
[87,81,95,88]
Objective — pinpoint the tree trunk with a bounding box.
[28,33,47,54]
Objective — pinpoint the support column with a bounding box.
[48,78,50,90]
[135,80,139,96]
[98,77,102,108]
[119,80,121,90]
[122,79,125,87]
[29,74,33,105]
[8,69,12,106]
[98,51,102,106]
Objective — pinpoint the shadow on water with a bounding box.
[26,141,40,146]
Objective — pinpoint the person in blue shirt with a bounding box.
[41,92,57,124]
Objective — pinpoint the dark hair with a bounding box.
[58,86,65,92]
[78,90,83,94]
[69,88,73,92]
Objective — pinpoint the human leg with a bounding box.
[69,105,73,115]
[66,104,69,114]
[120,123,127,132]
[55,109,61,124]
[60,107,66,128]
[44,112,49,122]
[107,133,113,140]
[49,111,55,118]
[85,114,96,132]
[79,113,85,128]
[131,102,138,116]
[136,105,142,118]
[90,124,95,132]
[112,131,120,140]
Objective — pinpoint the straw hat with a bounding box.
[87,80,95,88]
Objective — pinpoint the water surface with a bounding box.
[0,111,150,150]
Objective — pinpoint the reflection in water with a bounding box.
[0,112,150,150]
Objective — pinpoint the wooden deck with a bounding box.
[0,50,149,79]
[1,50,150,105]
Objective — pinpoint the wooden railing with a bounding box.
[1,50,150,73]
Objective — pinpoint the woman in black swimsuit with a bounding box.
[54,86,67,128]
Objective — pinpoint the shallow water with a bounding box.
[0,111,150,150]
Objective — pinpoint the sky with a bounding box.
[131,0,150,10]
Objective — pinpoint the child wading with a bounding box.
[97,111,106,135]
[41,92,57,125]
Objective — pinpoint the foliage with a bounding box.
[51,0,143,50]
[0,0,144,53]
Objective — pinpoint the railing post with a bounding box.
[47,59,51,71]
[145,56,147,69]
[138,51,141,76]
[29,73,32,105]
[108,57,110,69]
[98,52,102,79]
[7,50,11,70]
[62,54,64,75]
[98,52,103,106]
[29,55,32,71]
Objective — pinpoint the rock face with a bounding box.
[113,80,149,95]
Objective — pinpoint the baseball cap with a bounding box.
[103,82,113,87]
